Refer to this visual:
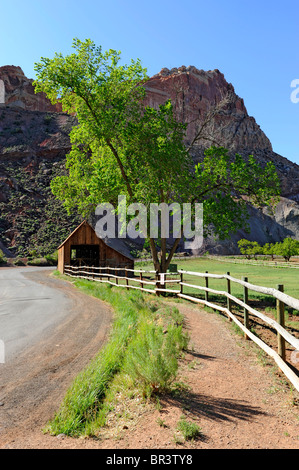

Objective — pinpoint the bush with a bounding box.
[27,257,51,266]
[124,322,188,396]
[13,257,25,266]
[45,251,58,266]
[177,416,201,441]
[0,249,7,265]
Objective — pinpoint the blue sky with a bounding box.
[0,0,298,164]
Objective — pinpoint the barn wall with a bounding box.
[58,222,134,272]
[57,246,64,273]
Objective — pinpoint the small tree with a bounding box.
[237,239,262,259]
[274,238,299,262]
[262,242,276,260]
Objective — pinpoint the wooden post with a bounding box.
[227,272,232,321]
[125,268,129,290]
[180,272,183,295]
[242,276,249,339]
[140,272,143,291]
[277,284,286,361]
[156,271,160,296]
[205,271,209,302]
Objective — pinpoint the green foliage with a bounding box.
[273,238,299,261]
[34,39,280,272]
[13,257,25,266]
[0,159,81,257]
[196,147,280,239]
[124,322,188,396]
[262,242,276,260]
[46,279,186,436]
[0,249,7,265]
[237,238,299,262]
[237,239,262,259]
[177,416,201,441]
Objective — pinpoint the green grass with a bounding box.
[176,415,201,441]
[136,257,299,302]
[45,273,188,437]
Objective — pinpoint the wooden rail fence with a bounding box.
[64,264,299,393]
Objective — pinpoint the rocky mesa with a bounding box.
[0,64,298,258]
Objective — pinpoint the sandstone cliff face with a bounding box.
[0,65,298,257]
[144,67,299,200]
[145,66,272,154]
[142,66,299,252]
[0,66,62,112]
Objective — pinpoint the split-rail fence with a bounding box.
[64,264,299,393]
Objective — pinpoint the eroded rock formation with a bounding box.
[0,66,62,112]
[0,64,298,257]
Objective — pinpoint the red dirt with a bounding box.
[0,273,298,449]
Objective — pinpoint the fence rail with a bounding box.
[63,264,299,393]
[208,255,299,269]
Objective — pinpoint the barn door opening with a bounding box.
[70,245,99,267]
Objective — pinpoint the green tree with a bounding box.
[262,242,276,260]
[237,239,262,259]
[274,238,299,261]
[34,38,281,273]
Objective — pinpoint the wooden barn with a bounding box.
[57,220,134,274]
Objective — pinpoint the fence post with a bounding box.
[125,268,129,290]
[242,276,249,339]
[226,272,232,321]
[205,271,209,302]
[156,271,160,296]
[180,272,183,295]
[277,284,286,361]
[140,272,143,290]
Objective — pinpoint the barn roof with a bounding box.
[58,220,134,261]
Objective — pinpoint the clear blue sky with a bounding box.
[1,0,298,164]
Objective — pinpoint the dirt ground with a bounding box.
[0,272,299,449]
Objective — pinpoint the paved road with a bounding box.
[0,267,113,444]
[0,267,69,362]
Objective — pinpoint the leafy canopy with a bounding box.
[195,147,280,239]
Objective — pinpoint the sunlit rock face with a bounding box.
[0,65,62,112]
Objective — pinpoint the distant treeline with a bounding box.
[237,238,299,262]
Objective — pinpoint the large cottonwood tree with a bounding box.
[34,38,280,273]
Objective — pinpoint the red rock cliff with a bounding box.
[0,65,62,112]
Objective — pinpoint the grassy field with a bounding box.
[136,257,299,301]
[135,257,299,362]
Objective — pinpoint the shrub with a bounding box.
[27,257,50,266]
[177,416,201,440]
[13,257,25,266]
[0,249,7,265]
[124,322,188,396]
